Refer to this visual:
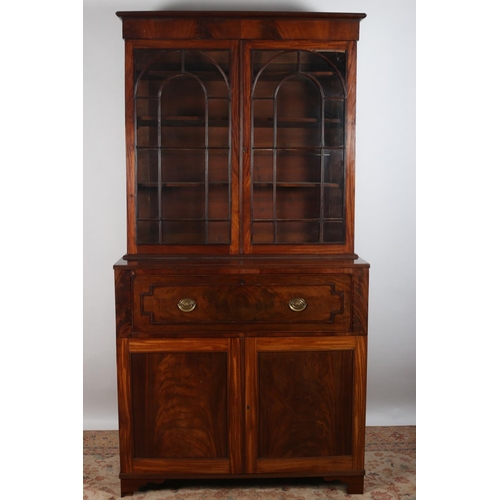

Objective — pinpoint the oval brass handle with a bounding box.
[177,298,197,313]
[288,298,307,312]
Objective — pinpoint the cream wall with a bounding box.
[83,0,415,429]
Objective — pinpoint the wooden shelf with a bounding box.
[252,146,343,151]
[137,217,230,222]
[135,68,228,79]
[137,116,229,127]
[138,182,229,187]
[253,182,340,188]
[253,118,342,128]
[253,217,344,222]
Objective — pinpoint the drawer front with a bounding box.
[132,275,353,333]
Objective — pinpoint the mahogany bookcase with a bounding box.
[114,11,369,496]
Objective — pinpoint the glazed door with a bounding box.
[242,41,357,255]
[117,338,243,475]
[127,40,239,255]
[244,336,367,474]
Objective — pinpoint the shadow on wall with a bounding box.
[154,2,310,12]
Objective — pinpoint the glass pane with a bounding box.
[253,51,293,76]
[253,99,274,148]
[161,150,204,183]
[300,51,335,73]
[162,186,205,220]
[252,222,274,243]
[208,221,230,244]
[253,150,273,183]
[323,221,344,243]
[137,187,158,219]
[160,76,206,148]
[208,184,229,220]
[253,185,273,220]
[324,186,343,219]
[208,99,229,148]
[135,50,181,97]
[317,51,346,78]
[136,98,157,119]
[324,100,344,148]
[253,51,297,98]
[136,127,157,147]
[276,186,320,220]
[276,150,321,184]
[208,150,229,183]
[185,50,230,98]
[137,221,159,244]
[162,221,205,245]
[277,221,319,243]
[312,51,346,98]
[276,76,321,148]
[137,150,158,184]
[324,149,344,184]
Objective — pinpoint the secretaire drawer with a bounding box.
[131,274,355,333]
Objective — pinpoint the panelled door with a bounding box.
[117,338,243,475]
[118,335,365,477]
[244,336,367,474]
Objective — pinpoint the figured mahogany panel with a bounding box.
[131,351,228,459]
[258,350,353,458]
[245,336,362,477]
[132,274,353,333]
[352,268,369,334]
[114,270,132,337]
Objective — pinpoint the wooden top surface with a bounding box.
[114,255,370,272]
[116,11,367,20]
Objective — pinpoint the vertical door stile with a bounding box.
[125,40,137,255]
[241,42,253,254]
[344,40,357,255]
[352,335,368,470]
[244,337,257,472]
[231,40,241,254]
[229,337,243,473]
[116,337,133,473]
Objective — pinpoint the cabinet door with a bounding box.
[242,42,357,255]
[127,40,239,255]
[245,336,366,474]
[117,338,243,475]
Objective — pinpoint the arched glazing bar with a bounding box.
[134,49,231,245]
[135,49,230,95]
[251,50,345,97]
[251,49,347,244]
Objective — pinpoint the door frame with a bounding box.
[244,335,367,474]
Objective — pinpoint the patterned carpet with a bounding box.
[83,427,415,499]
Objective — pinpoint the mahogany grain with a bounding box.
[131,351,228,459]
[258,350,353,458]
[114,11,368,497]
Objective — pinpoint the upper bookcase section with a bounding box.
[116,11,366,41]
[117,12,365,258]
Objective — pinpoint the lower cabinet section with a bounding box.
[116,335,367,496]
[117,338,242,477]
